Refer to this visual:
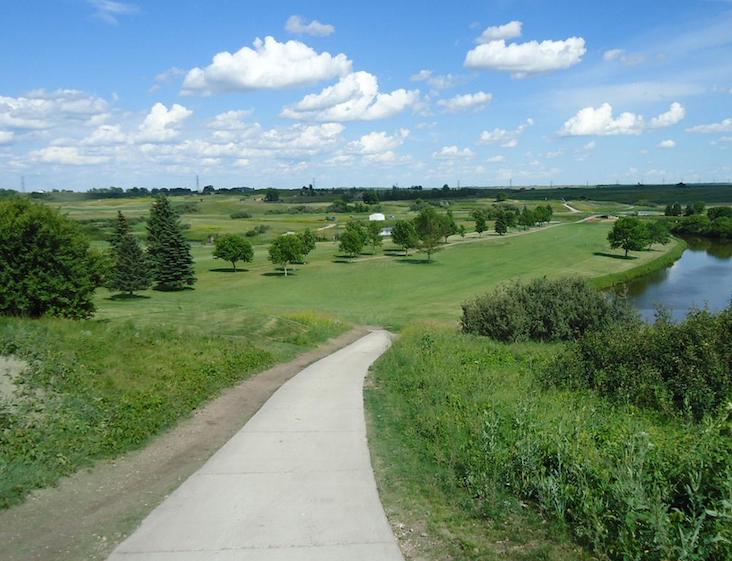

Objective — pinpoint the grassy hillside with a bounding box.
[93,221,674,331]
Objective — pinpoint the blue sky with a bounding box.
[0,0,731,190]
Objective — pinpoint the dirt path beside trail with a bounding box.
[0,327,369,561]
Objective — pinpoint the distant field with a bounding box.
[93,220,677,331]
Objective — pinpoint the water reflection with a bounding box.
[615,237,732,322]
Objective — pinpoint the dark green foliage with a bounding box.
[264,188,280,202]
[0,319,273,508]
[391,220,418,255]
[212,234,253,271]
[107,211,151,295]
[707,206,732,220]
[230,210,252,219]
[550,306,732,420]
[171,201,200,214]
[413,207,444,261]
[368,326,732,561]
[298,228,316,258]
[672,213,732,239]
[440,210,458,242]
[645,220,671,246]
[495,215,508,235]
[665,202,684,216]
[268,234,305,276]
[146,196,196,290]
[366,221,383,253]
[0,198,100,319]
[245,224,270,237]
[461,277,637,342]
[519,206,536,229]
[472,209,486,236]
[608,216,649,256]
[339,221,367,258]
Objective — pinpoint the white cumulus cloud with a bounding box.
[0,130,14,144]
[285,15,335,37]
[560,102,686,136]
[559,103,644,136]
[476,21,522,43]
[686,117,732,133]
[410,69,462,90]
[658,139,676,148]
[437,91,492,112]
[465,23,586,78]
[182,36,351,95]
[479,118,533,146]
[281,71,419,121]
[650,102,685,128]
[136,102,192,142]
[347,129,409,154]
[433,145,474,159]
[31,146,110,165]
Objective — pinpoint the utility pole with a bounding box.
[195,174,200,192]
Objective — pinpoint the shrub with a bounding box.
[549,306,732,419]
[461,277,637,342]
[230,210,252,219]
[0,197,101,319]
[245,224,270,237]
[367,325,732,561]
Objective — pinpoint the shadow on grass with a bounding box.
[593,252,638,260]
[106,293,151,301]
[261,270,297,277]
[396,257,433,264]
[332,258,356,264]
[209,267,250,273]
[153,286,196,292]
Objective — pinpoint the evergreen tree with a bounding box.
[109,211,151,295]
[495,215,508,235]
[146,196,196,290]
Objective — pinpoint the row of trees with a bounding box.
[210,229,317,276]
[664,201,705,216]
[669,206,732,239]
[473,204,553,236]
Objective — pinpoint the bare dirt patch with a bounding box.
[0,356,26,401]
[0,328,369,561]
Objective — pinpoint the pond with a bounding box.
[617,237,732,321]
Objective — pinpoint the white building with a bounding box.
[368,212,385,221]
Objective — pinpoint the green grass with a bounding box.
[366,325,732,561]
[0,312,347,508]
[94,221,674,332]
[591,236,688,289]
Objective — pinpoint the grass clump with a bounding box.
[461,277,636,342]
[548,305,732,420]
[367,325,732,561]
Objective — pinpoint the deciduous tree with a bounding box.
[391,220,418,256]
[269,234,304,276]
[608,217,648,257]
[213,234,253,272]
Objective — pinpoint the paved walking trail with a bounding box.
[107,330,403,561]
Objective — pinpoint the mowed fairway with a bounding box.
[96,221,675,330]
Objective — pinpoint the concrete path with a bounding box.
[107,330,402,561]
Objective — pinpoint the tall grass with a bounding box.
[367,325,732,561]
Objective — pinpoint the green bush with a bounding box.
[368,325,732,561]
[548,306,732,419]
[230,210,252,219]
[0,197,101,319]
[461,277,637,342]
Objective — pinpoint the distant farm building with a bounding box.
[369,213,385,221]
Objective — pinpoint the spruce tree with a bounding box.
[146,196,196,290]
[108,211,151,295]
